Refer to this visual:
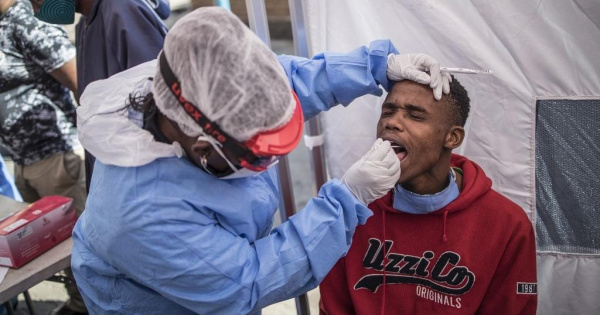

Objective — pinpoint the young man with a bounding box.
[319,78,538,314]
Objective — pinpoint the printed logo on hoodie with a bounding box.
[354,238,475,295]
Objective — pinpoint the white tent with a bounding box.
[303,0,600,313]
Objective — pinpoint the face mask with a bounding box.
[220,160,279,180]
[393,170,460,214]
[34,0,75,25]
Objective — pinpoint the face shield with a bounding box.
[159,52,304,179]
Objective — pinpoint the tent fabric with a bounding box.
[536,99,600,255]
[304,0,600,314]
[537,253,600,313]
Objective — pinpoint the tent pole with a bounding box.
[245,1,309,314]
[289,0,328,188]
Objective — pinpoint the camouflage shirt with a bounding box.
[0,0,78,165]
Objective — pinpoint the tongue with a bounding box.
[397,151,407,161]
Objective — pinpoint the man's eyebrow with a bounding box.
[382,102,397,109]
[404,103,427,113]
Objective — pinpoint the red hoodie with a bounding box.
[320,155,537,315]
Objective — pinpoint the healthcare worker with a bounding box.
[71,8,451,315]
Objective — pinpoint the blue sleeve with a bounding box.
[110,179,372,314]
[278,40,399,121]
[105,0,167,75]
[0,154,22,201]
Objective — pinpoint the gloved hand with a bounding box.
[387,53,452,101]
[342,139,401,205]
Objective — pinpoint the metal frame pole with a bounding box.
[288,0,329,314]
[289,0,327,188]
[244,1,309,314]
[276,157,309,315]
[245,0,271,48]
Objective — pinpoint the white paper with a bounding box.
[0,266,9,285]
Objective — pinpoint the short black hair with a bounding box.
[445,75,470,127]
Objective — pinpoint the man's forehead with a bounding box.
[385,81,437,108]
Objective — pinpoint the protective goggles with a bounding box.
[159,52,304,172]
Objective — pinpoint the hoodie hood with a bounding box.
[77,60,184,167]
[378,154,492,216]
[444,154,492,214]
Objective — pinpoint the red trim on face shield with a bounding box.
[244,92,304,157]
[238,92,304,172]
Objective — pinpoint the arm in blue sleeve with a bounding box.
[278,40,399,121]
[105,1,167,75]
[0,154,22,201]
[111,179,371,314]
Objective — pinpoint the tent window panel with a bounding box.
[535,99,600,254]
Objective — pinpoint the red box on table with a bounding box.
[0,196,77,268]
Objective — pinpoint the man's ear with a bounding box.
[443,126,465,149]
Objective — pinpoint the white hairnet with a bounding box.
[152,7,294,142]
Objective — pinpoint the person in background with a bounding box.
[32,0,168,192]
[70,8,452,314]
[319,78,537,314]
[0,0,88,314]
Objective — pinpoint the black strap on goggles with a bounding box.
[158,52,259,165]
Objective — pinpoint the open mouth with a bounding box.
[381,135,408,161]
[390,143,408,161]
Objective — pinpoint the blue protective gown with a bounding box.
[72,40,398,315]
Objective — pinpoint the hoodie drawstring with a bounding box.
[381,208,387,315]
[442,209,448,242]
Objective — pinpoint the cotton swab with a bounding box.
[440,67,494,74]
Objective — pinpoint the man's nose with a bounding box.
[384,113,405,132]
